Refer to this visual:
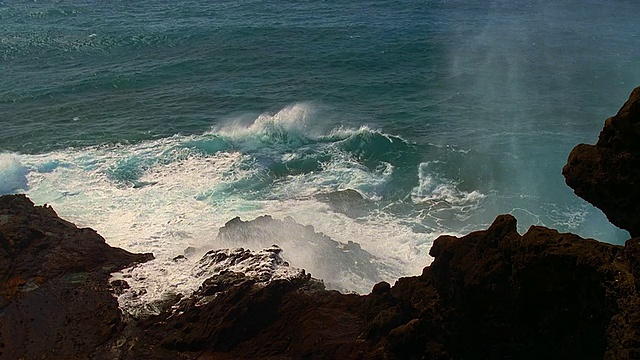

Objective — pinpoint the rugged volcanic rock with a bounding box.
[217,215,386,291]
[0,195,153,359]
[563,86,640,237]
[4,195,640,359]
[109,215,640,360]
[388,216,640,360]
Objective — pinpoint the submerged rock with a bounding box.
[314,188,372,218]
[563,86,640,237]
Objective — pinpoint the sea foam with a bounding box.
[11,102,607,312]
[14,105,486,305]
[0,153,29,195]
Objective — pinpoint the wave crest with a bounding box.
[213,103,315,148]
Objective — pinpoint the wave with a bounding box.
[5,103,490,298]
[212,103,316,148]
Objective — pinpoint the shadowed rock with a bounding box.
[0,194,153,359]
[112,215,640,360]
[563,86,640,237]
[385,215,640,360]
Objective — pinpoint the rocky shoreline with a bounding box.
[1,87,639,359]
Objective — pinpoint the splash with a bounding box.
[0,153,29,195]
[114,245,310,318]
[213,103,315,149]
[412,161,485,206]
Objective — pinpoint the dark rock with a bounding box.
[216,214,388,292]
[0,194,153,359]
[406,215,633,360]
[371,281,391,295]
[3,193,640,359]
[111,214,640,360]
[110,279,131,295]
[172,254,187,262]
[315,188,372,218]
[563,86,640,237]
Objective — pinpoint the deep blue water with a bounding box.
[1,0,639,291]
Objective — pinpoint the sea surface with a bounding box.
[1,0,639,295]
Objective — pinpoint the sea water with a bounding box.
[1,0,639,297]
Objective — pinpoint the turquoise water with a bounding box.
[1,0,639,291]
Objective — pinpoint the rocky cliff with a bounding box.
[0,195,153,359]
[563,86,640,237]
[2,87,640,359]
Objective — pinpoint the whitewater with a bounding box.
[2,105,466,297]
[1,0,639,309]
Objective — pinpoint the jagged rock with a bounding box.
[116,268,361,359]
[384,214,640,360]
[563,86,640,237]
[216,215,388,292]
[109,215,640,360]
[0,194,153,359]
[3,194,640,359]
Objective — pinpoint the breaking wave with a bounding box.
[8,103,485,302]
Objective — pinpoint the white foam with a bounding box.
[249,199,436,285]
[411,161,485,206]
[0,153,29,195]
[16,131,437,301]
[269,153,394,201]
[212,103,316,147]
[328,124,406,143]
[114,245,308,318]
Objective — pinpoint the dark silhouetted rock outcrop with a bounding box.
[3,197,640,359]
[385,215,640,360]
[563,86,640,237]
[0,194,153,359]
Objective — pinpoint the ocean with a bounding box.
[1,0,639,297]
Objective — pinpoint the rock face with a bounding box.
[0,195,153,359]
[4,195,640,360]
[387,215,640,360]
[563,86,640,237]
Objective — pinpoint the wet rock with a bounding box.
[216,214,388,292]
[315,188,372,218]
[4,193,640,359]
[114,214,640,360]
[110,279,131,296]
